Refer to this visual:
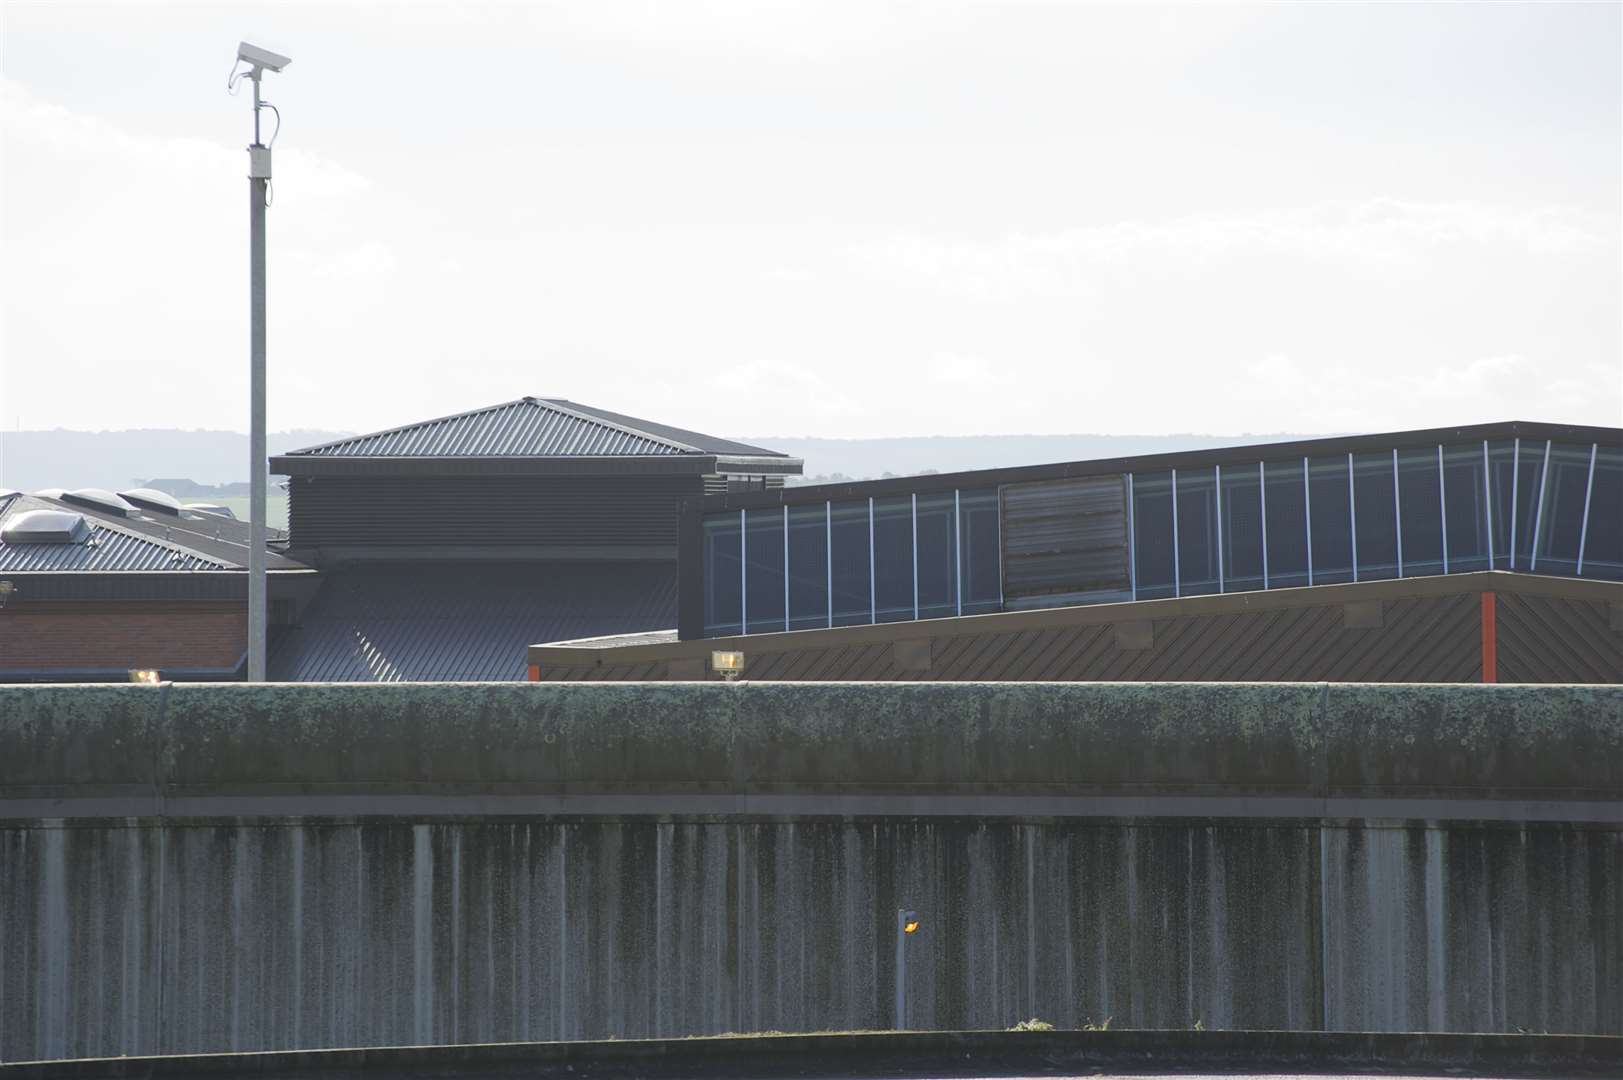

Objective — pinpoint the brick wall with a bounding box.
[0,601,245,674]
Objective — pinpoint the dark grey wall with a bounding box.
[3,818,1618,1061]
[1,682,1619,1061]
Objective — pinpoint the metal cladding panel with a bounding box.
[1497,593,1623,683]
[268,561,677,682]
[287,475,702,550]
[1001,475,1129,601]
[0,521,233,572]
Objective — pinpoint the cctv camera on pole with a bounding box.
[229,41,290,681]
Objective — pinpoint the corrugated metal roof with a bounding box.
[0,495,306,574]
[267,560,676,681]
[283,397,787,459]
[0,497,233,572]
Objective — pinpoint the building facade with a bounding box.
[529,421,1623,684]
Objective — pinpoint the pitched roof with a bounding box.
[0,494,308,574]
[0,495,234,572]
[281,397,789,460]
[268,560,676,681]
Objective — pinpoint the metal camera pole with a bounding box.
[233,42,290,681]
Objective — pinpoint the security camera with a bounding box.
[237,42,292,74]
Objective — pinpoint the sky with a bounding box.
[2,1,1619,440]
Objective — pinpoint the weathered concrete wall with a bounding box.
[2,683,1620,1061]
[3,818,1618,1060]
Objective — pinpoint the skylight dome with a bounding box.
[119,488,185,515]
[62,489,134,516]
[1,509,91,544]
[186,503,238,520]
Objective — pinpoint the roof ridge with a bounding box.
[536,398,704,454]
[284,398,536,456]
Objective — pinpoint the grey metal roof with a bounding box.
[0,494,307,574]
[0,496,233,572]
[280,397,789,460]
[268,560,676,681]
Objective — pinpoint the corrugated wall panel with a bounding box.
[543,592,1522,684]
[1498,593,1623,683]
[1000,476,1129,604]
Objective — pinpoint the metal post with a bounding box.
[1215,464,1224,593]
[1509,438,1520,568]
[1530,440,1552,572]
[1437,444,1448,575]
[235,43,289,682]
[1171,468,1181,597]
[1348,453,1358,582]
[1126,474,1136,601]
[954,490,962,616]
[783,505,790,632]
[894,908,907,1029]
[911,492,919,620]
[247,85,269,683]
[1258,461,1269,589]
[1392,448,1403,577]
[1577,443,1598,576]
[1303,456,1313,585]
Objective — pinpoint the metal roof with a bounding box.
[268,560,677,681]
[0,494,307,574]
[0,496,233,572]
[279,397,789,460]
[700,419,1623,512]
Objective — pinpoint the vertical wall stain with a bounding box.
[0,818,1618,1061]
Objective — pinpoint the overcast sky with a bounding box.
[3,1,1619,440]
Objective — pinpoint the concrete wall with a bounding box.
[2,683,1620,1061]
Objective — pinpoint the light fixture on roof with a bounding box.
[129,669,161,685]
[1,509,91,544]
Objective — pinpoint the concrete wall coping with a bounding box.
[2,682,1620,820]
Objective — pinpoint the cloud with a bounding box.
[1234,353,1621,432]
[850,199,1616,298]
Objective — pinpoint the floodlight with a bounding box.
[129,669,161,685]
[711,650,745,680]
[237,42,292,74]
[903,911,921,934]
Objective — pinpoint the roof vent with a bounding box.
[119,487,185,515]
[61,488,134,516]
[186,502,238,520]
[1,509,92,544]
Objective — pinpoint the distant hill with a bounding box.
[758,432,1324,484]
[0,427,1326,494]
[0,429,350,492]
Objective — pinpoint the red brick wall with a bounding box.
[0,601,246,674]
